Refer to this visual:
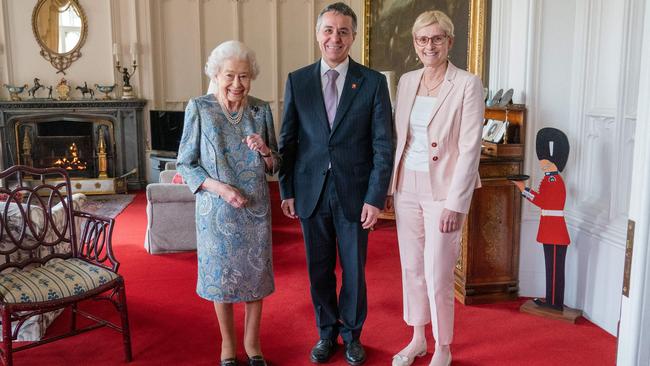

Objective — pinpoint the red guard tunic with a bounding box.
[522,172,570,245]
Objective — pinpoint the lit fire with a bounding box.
[54,143,87,171]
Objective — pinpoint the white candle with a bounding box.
[113,43,120,64]
[130,42,138,60]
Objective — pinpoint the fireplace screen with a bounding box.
[15,119,114,179]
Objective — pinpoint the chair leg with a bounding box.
[118,282,133,362]
[1,309,13,366]
[70,303,78,332]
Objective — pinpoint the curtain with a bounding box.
[36,0,60,52]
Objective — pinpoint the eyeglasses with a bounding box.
[414,34,448,46]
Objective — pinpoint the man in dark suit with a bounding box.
[278,3,393,365]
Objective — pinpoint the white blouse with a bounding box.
[403,96,438,172]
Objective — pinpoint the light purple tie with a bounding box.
[324,69,339,127]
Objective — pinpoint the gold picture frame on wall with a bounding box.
[362,0,488,83]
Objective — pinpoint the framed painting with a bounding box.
[362,0,489,83]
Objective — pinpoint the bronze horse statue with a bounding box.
[76,82,95,99]
[28,78,43,98]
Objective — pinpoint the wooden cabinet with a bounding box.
[454,105,526,304]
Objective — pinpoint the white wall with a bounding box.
[491,0,646,335]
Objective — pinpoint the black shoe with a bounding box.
[533,298,563,311]
[220,358,237,366]
[247,355,267,366]
[310,339,337,363]
[344,340,366,366]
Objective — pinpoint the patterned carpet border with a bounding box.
[80,194,135,218]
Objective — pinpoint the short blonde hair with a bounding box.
[204,40,260,81]
[412,10,454,38]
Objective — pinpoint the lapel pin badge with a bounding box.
[352,83,357,89]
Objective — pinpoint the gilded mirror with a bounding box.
[31,0,88,74]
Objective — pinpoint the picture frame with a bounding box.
[482,119,496,140]
[362,0,489,83]
[483,119,506,143]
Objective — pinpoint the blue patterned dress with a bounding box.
[176,94,279,303]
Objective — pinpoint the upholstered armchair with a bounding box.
[144,164,197,253]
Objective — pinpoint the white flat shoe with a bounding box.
[392,347,427,366]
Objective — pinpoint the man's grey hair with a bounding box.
[316,2,358,33]
[204,40,260,81]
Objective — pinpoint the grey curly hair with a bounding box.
[204,40,260,81]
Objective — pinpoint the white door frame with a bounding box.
[618,0,650,363]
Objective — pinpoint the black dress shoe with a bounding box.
[220,358,237,366]
[344,340,366,366]
[310,339,337,363]
[247,355,267,366]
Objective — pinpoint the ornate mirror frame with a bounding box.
[31,0,88,75]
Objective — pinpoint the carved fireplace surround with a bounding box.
[0,99,147,190]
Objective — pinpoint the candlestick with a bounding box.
[129,42,138,60]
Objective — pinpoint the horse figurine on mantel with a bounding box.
[76,81,95,99]
[28,78,43,98]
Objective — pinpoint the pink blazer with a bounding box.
[388,62,484,214]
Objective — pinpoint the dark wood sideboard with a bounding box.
[454,105,526,304]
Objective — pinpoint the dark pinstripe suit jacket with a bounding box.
[278,58,393,221]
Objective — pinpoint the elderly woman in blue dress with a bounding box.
[176,40,279,366]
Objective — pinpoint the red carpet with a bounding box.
[15,184,616,365]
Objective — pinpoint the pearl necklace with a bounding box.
[218,97,244,125]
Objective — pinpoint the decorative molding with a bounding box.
[234,0,241,40]
[518,0,539,221]
[564,209,627,246]
[488,0,510,93]
[0,99,147,110]
[578,116,614,210]
[584,0,604,110]
[136,0,155,117]
[1,0,13,87]
[151,1,165,109]
[308,1,315,62]
[109,0,120,87]
[195,0,205,94]
[270,0,280,133]
[585,109,616,118]
[128,0,143,96]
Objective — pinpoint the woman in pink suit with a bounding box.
[389,10,484,366]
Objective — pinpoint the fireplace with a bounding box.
[16,119,112,178]
[0,99,146,192]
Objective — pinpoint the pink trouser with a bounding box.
[394,168,462,346]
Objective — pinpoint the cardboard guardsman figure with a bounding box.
[512,128,570,311]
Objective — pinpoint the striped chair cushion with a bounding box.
[0,258,118,304]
